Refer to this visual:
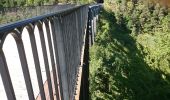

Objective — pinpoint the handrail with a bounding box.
[0,3,101,100]
[0,5,86,34]
[0,4,76,25]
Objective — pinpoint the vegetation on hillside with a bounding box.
[90,0,170,99]
[0,0,93,7]
[0,0,94,25]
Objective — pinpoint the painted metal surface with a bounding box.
[0,4,101,100]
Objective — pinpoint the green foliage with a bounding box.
[0,0,95,24]
[34,0,43,6]
[0,0,93,7]
[90,2,170,99]
[27,0,34,6]
[16,0,25,6]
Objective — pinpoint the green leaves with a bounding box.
[0,0,92,7]
[90,1,170,99]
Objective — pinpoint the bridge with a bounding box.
[0,4,102,100]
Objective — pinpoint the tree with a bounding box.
[34,0,43,6]
[27,0,34,6]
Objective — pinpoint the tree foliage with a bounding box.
[0,0,93,7]
[90,0,170,99]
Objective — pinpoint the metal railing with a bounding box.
[0,4,76,25]
[77,4,102,100]
[89,4,102,45]
[0,4,102,100]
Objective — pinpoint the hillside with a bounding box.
[90,0,170,99]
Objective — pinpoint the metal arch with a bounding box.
[8,29,35,100]
[22,24,46,100]
[0,31,19,100]
[49,17,64,100]
[26,23,34,34]
[0,28,21,49]
[0,32,10,48]
[36,20,43,29]
[44,19,61,100]
[32,21,43,33]
[48,16,55,22]
[36,19,55,100]
[0,50,16,100]
[43,18,49,24]
[10,29,24,42]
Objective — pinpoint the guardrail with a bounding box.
[0,4,102,100]
[89,4,102,45]
[77,4,102,100]
[0,4,75,25]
